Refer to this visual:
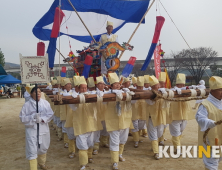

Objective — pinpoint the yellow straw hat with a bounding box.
[158,72,166,82]
[107,21,113,26]
[176,73,186,84]
[96,76,104,84]
[87,77,95,87]
[25,85,35,94]
[108,73,119,85]
[132,77,137,84]
[144,75,150,83]
[63,78,71,86]
[149,76,159,87]
[73,76,80,86]
[137,76,144,86]
[209,76,222,90]
[51,80,57,85]
[79,76,87,85]
[123,77,130,83]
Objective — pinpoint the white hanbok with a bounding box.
[46,85,52,90]
[169,86,188,137]
[19,98,54,160]
[196,94,222,170]
[60,89,73,133]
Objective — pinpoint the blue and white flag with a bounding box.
[33,0,150,43]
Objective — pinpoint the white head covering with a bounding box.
[199,80,205,85]
[107,21,113,27]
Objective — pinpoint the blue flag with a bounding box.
[33,0,150,43]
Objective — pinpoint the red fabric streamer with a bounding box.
[152,16,165,43]
[51,7,65,38]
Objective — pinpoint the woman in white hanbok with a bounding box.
[20,86,54,170]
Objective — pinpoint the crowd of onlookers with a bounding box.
[0,84,26,98]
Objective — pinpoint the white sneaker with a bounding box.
[93,150,98,155]
[159,141,164,146]
[64,143,69,148]
[80,165,86,170]
[154,153,160,160]
[113,163,118,170]
[134,141,139,148]
[119,155,125,162]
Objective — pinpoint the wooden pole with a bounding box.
[119,0,156,60]
[67,0,96,43]
[52,89,210,105]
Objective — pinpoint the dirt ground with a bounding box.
[0,97,222,170]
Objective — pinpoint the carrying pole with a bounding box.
[35,84,40,148]
[67,0,96,43]
[119,0,156,60]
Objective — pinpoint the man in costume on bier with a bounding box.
[99,21,119,75]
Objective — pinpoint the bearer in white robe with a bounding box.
[158,72,168,145]
[146,76,166,160]
[93,76,110,155]
[169,73,190,154]
[73,76,102,170]
[196,76,222,170]
[54,77,64,142]
[105,73,133,170]
[60,78,73,148]
[20,86,54,170]
[131,76,147,148]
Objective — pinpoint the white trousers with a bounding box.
[76,131,100,150]
[100,121,109,136]
[56,117,62,128]
[25,128,50,160]
[94,130,101,143]
[143,122,147,129]
[203,143,222,170]
[131,119,146,132]
[169,120,187,137]
[53,116,57,124]
[164,124,168,129]
[147,118,164,141]
[66,127,76,140]
[109,128,129,151]
[61,120,67,133]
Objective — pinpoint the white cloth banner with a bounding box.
[20,54,50,84]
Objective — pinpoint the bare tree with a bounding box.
[131,63,154,77]
[174,47,217,84]
[160,54,183,84]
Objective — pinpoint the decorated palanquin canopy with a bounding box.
[74,48,101,79]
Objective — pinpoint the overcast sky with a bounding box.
[0,0,222,65]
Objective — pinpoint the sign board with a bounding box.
[20,54,50,84]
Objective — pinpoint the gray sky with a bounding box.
[0,0,222,65]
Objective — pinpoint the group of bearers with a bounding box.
[19,72,222,170]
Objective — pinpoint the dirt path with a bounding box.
[0,98,221,170]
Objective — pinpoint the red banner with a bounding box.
[154,44,161,79]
